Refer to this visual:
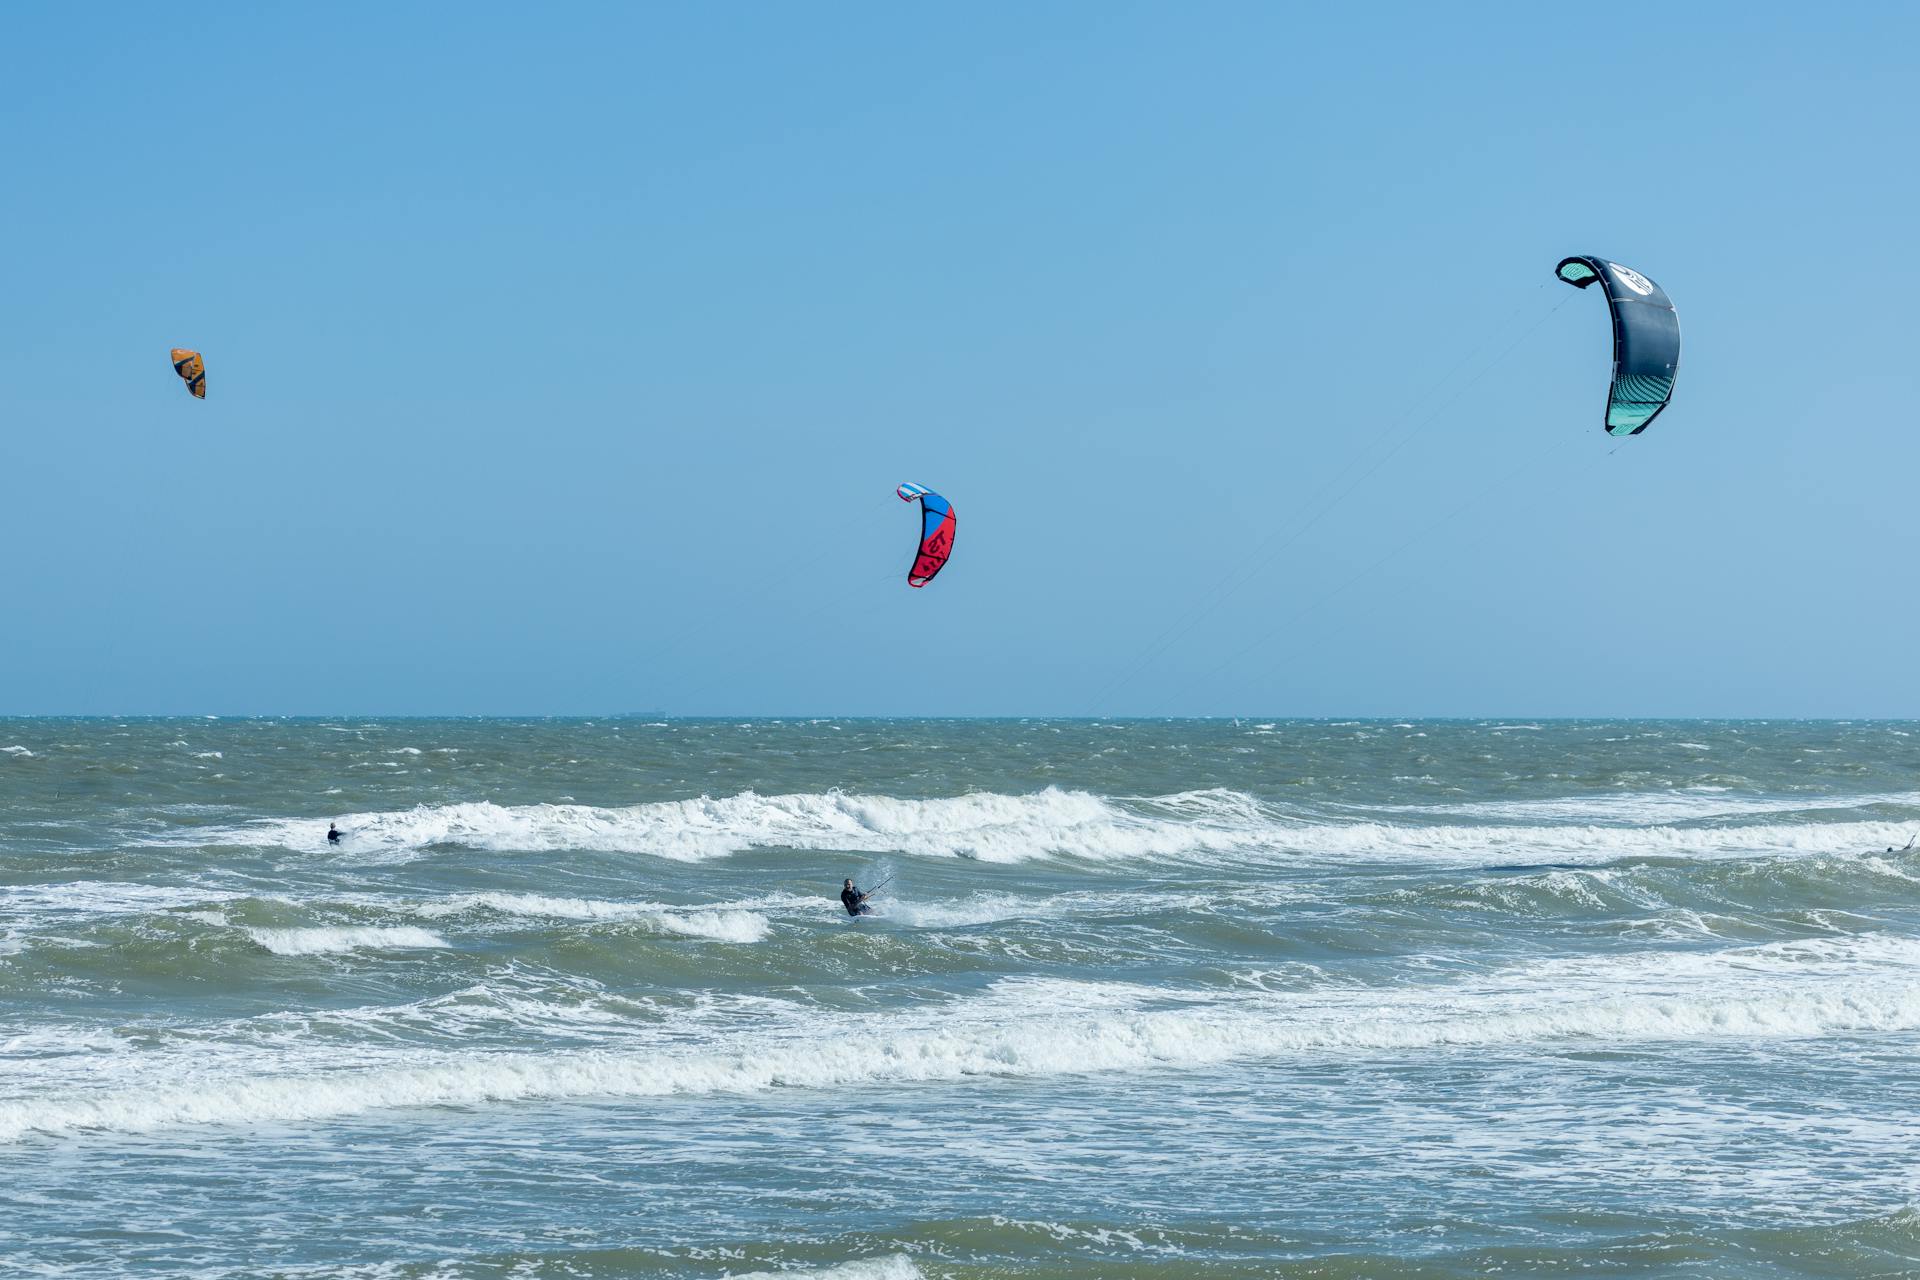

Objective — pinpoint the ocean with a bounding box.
[5,718,1920,1277]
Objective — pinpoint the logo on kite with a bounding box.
[1608,263,1654,296]
[170,349,206,399]
[897,482,956,588]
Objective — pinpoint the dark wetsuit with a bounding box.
[327,825,341,845]
[841,886,870,917]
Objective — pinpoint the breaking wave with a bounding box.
[244,926,449,956]
[419,893,773,942]
[1395,788,1920,826]
[196,786,1920,868]
[10,935,1920,1143]
[1,881,251,916]
[221,788,1284,864]
[731,1259,923,1280]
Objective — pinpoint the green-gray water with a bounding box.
[6,719,1920,1277]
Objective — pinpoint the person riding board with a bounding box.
[841,878,871,916]
[327,823,342,846]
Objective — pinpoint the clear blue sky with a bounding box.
[3,2,1915,717]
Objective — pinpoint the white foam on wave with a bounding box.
[10,933,1920,1143]
[877,893,1039,928]
[217,788,1288,865]
[653,910,770,943]
[3,745,34,757]
[0,881,248,919]
[867,888,1169,929]
[1311,817,1920,866]
[418,893,774,942]
[418,891,663,921]
[221,979,676,1050]
[176,785,1920,870]
[1398,788,1920,826]
[244,926,448,956]
[729,1258,923,1280]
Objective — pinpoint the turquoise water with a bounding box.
[6,718,1920,1277]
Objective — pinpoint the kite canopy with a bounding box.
[1555,257,1678,436]
[170,348,206,399]
[897,482,955,588]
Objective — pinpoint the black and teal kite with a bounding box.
[1555,256,1680,436]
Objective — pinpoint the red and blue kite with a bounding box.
[897,482,955,588]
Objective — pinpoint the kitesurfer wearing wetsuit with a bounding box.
[841,878,871,917]
[327,823,342,845]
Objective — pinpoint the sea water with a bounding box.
[5,718,1920,1277]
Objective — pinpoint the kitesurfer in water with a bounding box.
[327,823,342,846]
[841,878,871,917]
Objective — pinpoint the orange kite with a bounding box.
[170,348,205,399]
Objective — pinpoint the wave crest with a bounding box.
[244,926,448,956]
[205,785,1920,870]
[10,936,1920,1143]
